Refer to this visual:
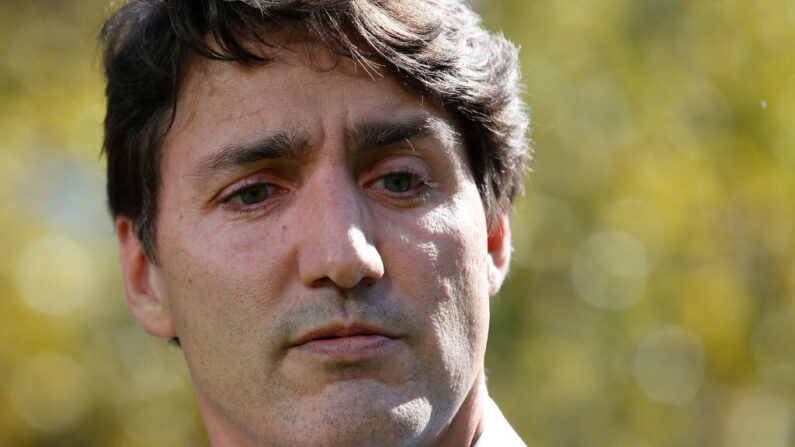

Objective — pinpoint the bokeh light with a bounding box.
[8,352,91,432]
[572,230,650,310]
[726,386,793,447]
[14,234,96,315]
[633,326,705,407]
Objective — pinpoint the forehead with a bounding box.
[169,45,428,139]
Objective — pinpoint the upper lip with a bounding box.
[291,322,396,347]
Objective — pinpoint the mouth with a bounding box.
[290,323,397,360]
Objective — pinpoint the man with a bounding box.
[101,1,529,446]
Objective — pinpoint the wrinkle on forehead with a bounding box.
[167,40,391,141]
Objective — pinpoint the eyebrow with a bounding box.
[344,117,432,153]
[190,116,456,185]
[191,131,309,184]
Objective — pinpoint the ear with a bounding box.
[487,213,512,297]
[116,217,176,338]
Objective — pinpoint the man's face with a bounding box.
[120,45,509,446]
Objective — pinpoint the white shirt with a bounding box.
[472,396,526,447]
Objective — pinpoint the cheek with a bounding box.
[154,215,296,408]
[415,195,490,300]
[433,205,490,348]
[384,193,491,347]
[155,210,294,347]
[377,193,491,411]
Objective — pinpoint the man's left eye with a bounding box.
[380,172,422,193]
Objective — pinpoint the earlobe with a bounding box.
[486,214,512,297]
[116,217,177,339]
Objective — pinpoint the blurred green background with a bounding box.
[1,0,793,446]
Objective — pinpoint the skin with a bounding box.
[117,43,511,447]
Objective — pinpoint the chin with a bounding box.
[283,381,434,447]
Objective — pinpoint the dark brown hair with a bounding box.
[101,0,530,261]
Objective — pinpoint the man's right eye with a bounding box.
[227,184,272,206]
[382,172,417,193]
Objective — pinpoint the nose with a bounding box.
[297,176,384,289]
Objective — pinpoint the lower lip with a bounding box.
[294,335,395,359]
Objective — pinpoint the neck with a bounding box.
[194,388,258,447]
[427,372,487,447]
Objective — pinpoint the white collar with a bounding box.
[472,395,526,447]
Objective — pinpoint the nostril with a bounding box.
[358,274,380,287]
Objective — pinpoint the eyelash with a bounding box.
[372,169,432,194]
